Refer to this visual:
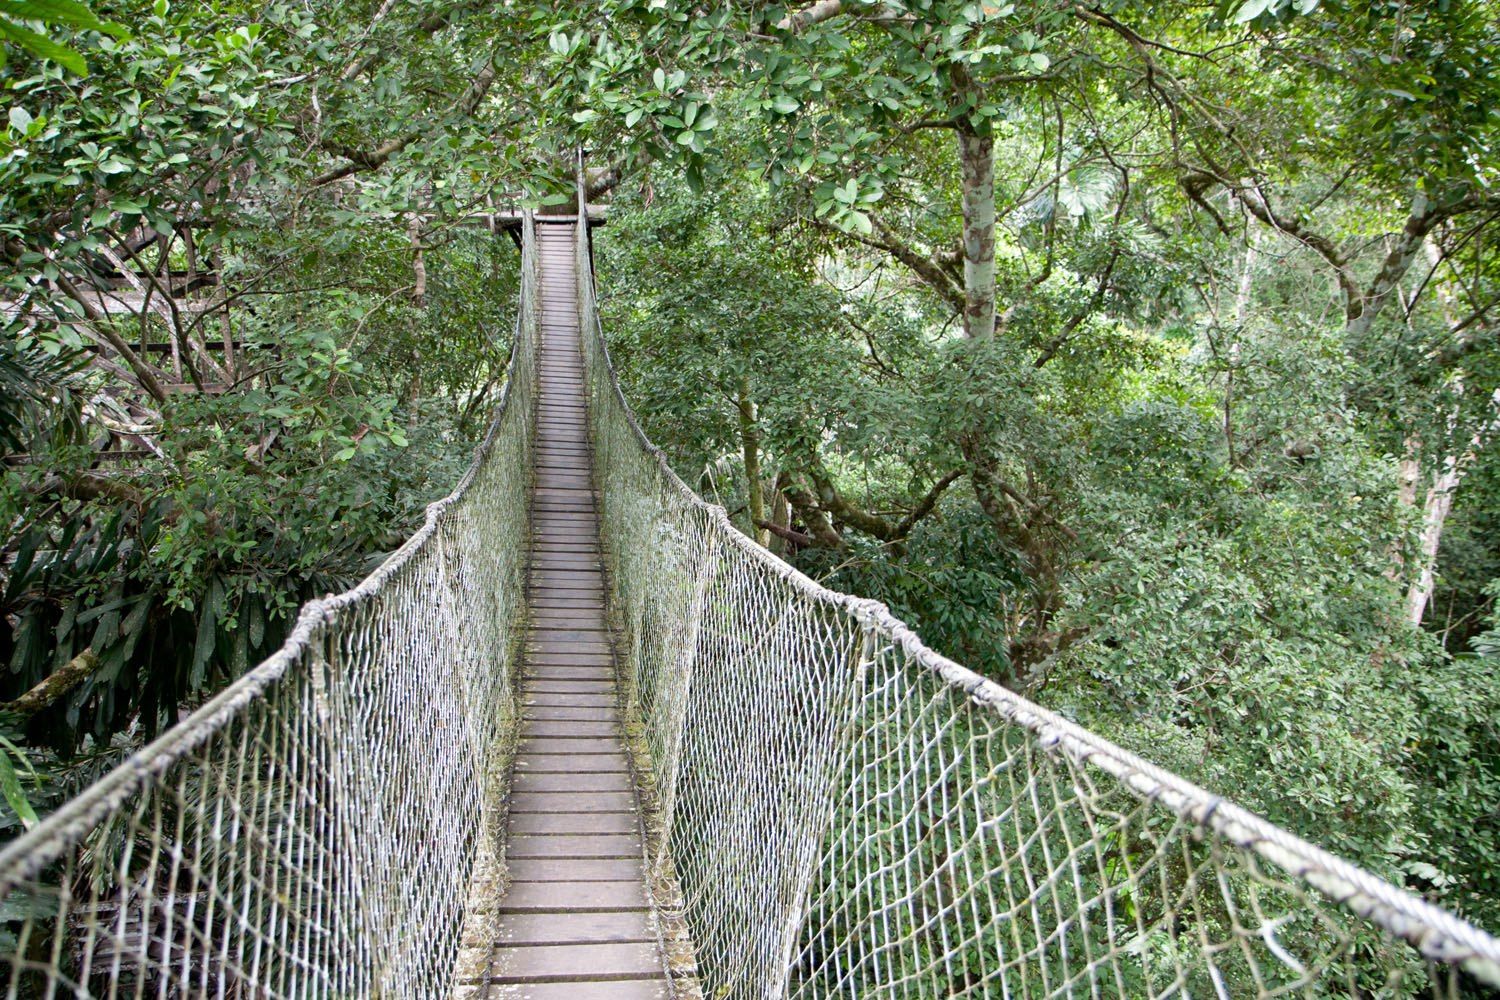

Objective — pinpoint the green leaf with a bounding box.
[652,67,665,90]
[3,0,128,37]
[6,105,31,132]
[0,749,36,830]
[0,17,87,74]
[1231,0,1276,23]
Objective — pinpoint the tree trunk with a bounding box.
[1406,455,1461,627]
[737,374,768,546]
[768,488,791,557]
[1344,191,1435,340]
[408,214,427,308]
[1404,389,1500,626]
[957,125,997,341]
[1395,236,1489,626]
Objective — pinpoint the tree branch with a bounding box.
[893,468,964,537]
[777,0,844,31]
[3,649,98,717]
[756,519,818,548]
[312,53,500,187]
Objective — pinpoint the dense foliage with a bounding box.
[1,0,1497,964]
[0,0,534,826]
[569,0,1500,935]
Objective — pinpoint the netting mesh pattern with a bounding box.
[0,217,540,1000]
[572,212,1500,998]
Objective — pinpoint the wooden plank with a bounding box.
[528,576,605,588]
[520,693,618,708]
[530,632,614,647]
[504,833,640,858]
[532,557,601,569]
[530,558,601,570]
[526,683,617,697]
[527,599,608,613]
[529,567,603,579]
[508,858,645,882]
[489,942,662,982]
[529,636,614,649]
[510,790,637,812]
[521,705,620,723]
[496,881,646,913]
[488,909,654,946]
[527,655,615,671]
[527,577,604,589]
[528,588,607,601]
[518,739,624,758]
[528,618,608,631]
[523,674,615,689]
[530,545,601,558]
[528,596,606,609]
[530,627,611,643]
[513,748,628,769]
[524,662,613,677]
[486,981,668,1000]
[519,721,622,740]
[512,769,634,791]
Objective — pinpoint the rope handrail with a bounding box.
[0,215,542,998]
[0,185,1496,999]
[569,175,1500,997]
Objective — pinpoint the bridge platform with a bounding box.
[472,221,671,999]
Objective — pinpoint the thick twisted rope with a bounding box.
[0,214,540,999]
[571,186,1500,998]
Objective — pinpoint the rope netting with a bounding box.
[0,216,539,999]
[2,189,1499,1000]
[571,201,1500,997]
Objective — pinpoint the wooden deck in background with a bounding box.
[481,221,670,999]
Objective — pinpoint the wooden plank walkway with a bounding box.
[482,221,670,999]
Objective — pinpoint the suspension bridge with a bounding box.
[1,181,1499,1000]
